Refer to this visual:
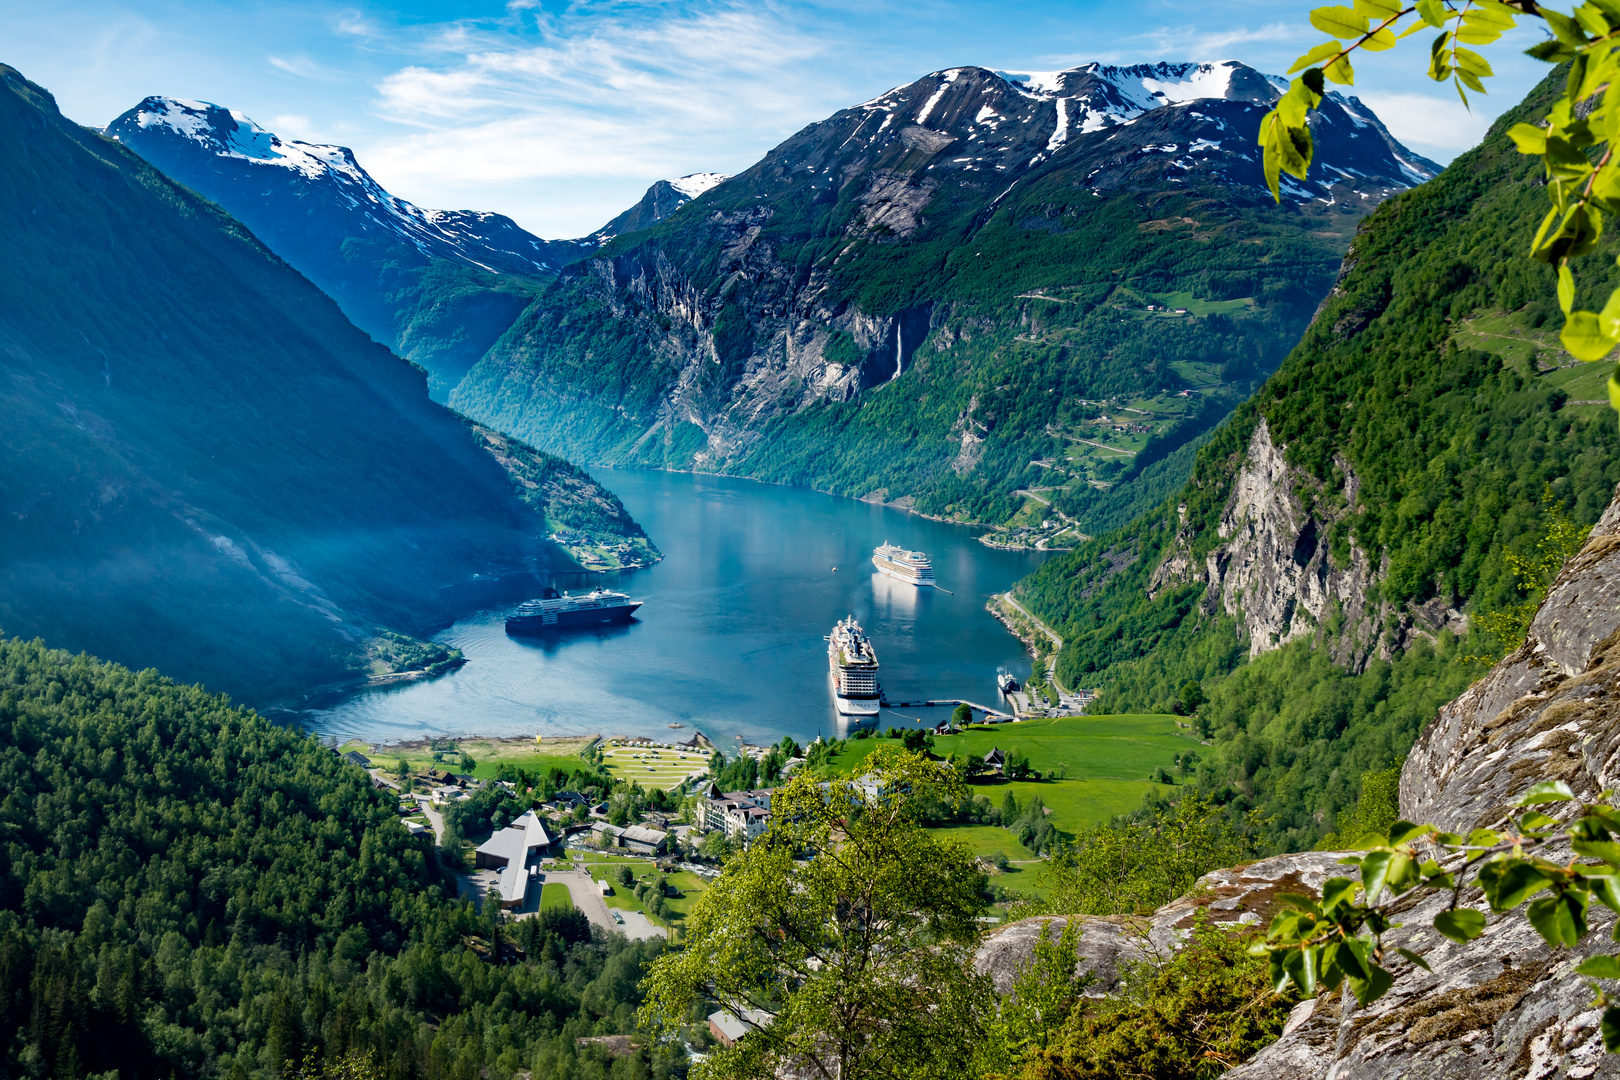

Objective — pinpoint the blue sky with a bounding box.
[10,0,1550,237]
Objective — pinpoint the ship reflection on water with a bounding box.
[870,572,930,620]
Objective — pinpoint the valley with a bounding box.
[8,7,1620,1077]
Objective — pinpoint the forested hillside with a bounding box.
[450,62,1436,532]
[0,637,679,1080]
[1016,68,1620,851]
[0,64,633,705]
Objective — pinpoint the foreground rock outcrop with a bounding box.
[1227,482,1620,1078]
[980,481,1620,1077]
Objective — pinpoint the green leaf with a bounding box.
[1527,38,1579,62]
[1506,122,1548,156]
[1560,265,1577,316]
[1361,850,1394,903]
[1360,26,1398,51]
[1565,311,1619,362]
[1579,954,1620,979]
[1602,1006,1620,1051]
[1434,908,1487,942]
[1279,890,1323,913]
[1519,780,1577,806]
[1590,874,1620,914]
[1283,944,1318,996]
[1310,5,1371,38]
[1574,3,1614,37]
[1353,0,1403,18]
[1350,960,1394,1005]
[1527,892,1588,947]
[1544,9,1592,48]
[1416,0,1446,26]
[1322,877,1356,910]
[1386,820,1425,846]
[1289,41,1344,74]
[1395,947,1432,971]
[1574,838,1620,864]
[1324,54,1355,85]
[1453,47,1494,79]
[1479,859,1550,911]
[1519,810,1558,831]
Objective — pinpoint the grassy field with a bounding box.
[600,742,711,790]
[573,851,711,931]
[540,882,574,912]
[818,715,1194,855]
[339,735,595,780]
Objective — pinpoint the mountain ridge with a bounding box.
[448,58,1438,529]
[0,63,651,705]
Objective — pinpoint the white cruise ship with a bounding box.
[871,542,937,587]
[828,616,881,716]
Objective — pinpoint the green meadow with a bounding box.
[821,714,1198,862]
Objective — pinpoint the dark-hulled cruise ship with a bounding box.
[505,587,642,634]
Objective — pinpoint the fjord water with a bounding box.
[310,470,1051,748]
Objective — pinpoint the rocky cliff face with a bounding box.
[1148,417,1465,669]
[983,480,1620,1077]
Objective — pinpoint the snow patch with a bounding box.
[914,69,962,126]
[1045,98,1070,154]
[669,172,729,199]
[1141,61,1238,103]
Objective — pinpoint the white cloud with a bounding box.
[1352,90,1495,157]
[269,113,317,140]
[268,53,344,82]
[353,1,857,232]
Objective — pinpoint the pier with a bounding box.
[878,694,1016,721]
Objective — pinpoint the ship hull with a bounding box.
[505,602,641,634]
[830,675,882,716]
[871,556,935,587]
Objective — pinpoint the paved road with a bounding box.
[541,869,620,933]
[1000,594,1087,712]
[413,795,448,846]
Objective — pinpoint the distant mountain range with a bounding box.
[108,99,724,397]
[447,60,1438,527]
[110,61,1438,531]
[0,64,649,705]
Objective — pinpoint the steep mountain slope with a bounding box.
[106,97,595,398]
[0,64,623,704]
[590,172,731,242]
[450,61,1438,528]
[1014,69,1620,848]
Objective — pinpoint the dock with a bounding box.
[878,695,1017,721]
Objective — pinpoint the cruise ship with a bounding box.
[828,616,881,716]
[505,587,642,633]
[872,542,937,587]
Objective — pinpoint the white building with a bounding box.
[474,811,554,909]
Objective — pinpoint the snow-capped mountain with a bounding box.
[589,172,733,242]
[765,60,1435,204]
[449,58,1443,511]
[106,97,601,397]
[109,97,573,275]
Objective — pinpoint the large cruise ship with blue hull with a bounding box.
[505,587,642,633]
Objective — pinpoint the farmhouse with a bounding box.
[590,821,670,855]
[707,1009,772,1049]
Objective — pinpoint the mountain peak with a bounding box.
[109,98,563,281]
[669,172,730,199]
